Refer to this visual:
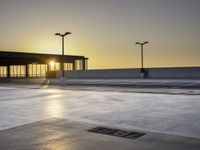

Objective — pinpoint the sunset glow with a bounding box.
[0,0,199,69]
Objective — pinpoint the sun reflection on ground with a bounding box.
[46,99,64,118]
[45,92,65,118]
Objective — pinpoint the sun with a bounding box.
[49,61,55,71]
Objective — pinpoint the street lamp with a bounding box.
[135,41,149,71]
[55,32,71,78]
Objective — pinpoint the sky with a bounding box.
[0,0,200,69]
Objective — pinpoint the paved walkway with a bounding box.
[0,118,200,150]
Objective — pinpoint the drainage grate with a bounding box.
[88,127,145,139]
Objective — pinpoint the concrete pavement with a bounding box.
[0,118,200,150]
[1,78,200,89]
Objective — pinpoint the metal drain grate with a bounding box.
[88,127,145,139]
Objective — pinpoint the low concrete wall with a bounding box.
[148,67,200,79]
[55,67,200,79]
[0,77,45,84]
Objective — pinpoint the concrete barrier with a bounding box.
[0,77,45,84]
[148,67,200,79]
[56,67,200,79]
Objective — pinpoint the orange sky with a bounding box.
[0,0,199,69]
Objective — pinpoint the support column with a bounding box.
[7,65,10,78]
[25,64,29,78]
[73,61,76,70]
[45,64,48,77]
[82,59,86,70]
[60,60,64,77]
[85,59,88,70]
[47,63,51,78]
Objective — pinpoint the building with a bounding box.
[0,51,88,78]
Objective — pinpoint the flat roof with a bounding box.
[0,51,88,65]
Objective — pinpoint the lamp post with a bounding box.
[55,32,71,78]
[135,41,149,71]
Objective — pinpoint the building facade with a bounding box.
[0,51,88,78]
